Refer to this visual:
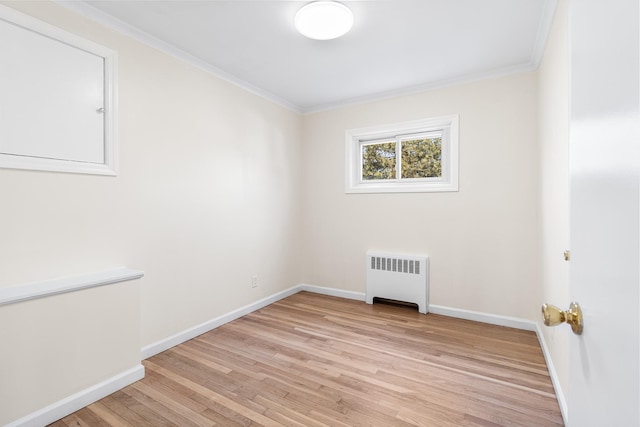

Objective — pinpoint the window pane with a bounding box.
[401,137,442,178]
[362,142,396,180]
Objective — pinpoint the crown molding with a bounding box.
[53,0,302,114]
[301,61,537,114]
[54,0,557,116]
[530,0,559,69]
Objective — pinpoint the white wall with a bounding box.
[301,73,541,320]
[0,282,141,425]
[537,0,570,410]
[0,1,303,425]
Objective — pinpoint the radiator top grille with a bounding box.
[370,256,420,275]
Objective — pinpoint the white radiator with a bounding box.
[365,251,429,314]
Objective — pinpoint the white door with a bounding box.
[569,0,640,425]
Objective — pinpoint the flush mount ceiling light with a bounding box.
[295,1,354,40]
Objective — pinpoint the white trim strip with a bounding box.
[141,284,364,359]
[53,0,301,114]
[141,285,301,359]
[0,267,144,306]
[5,364,144,427]
[530,0,559,69]
[141,285,539,361]
[428,304,537,331]
[298,283,366,301]
[535,323,569,425]
[304,62,537,114]
[141,284,566,423]
[53,0,556,115]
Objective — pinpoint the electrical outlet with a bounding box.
[251,275,258,288]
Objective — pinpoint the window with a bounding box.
[345,115,458,193]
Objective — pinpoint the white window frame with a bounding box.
[0,5,118,176]
[345,115,459,193]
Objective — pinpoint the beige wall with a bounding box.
[301,73,541,320]
[0,282,140,424]
[537,0,570,408]
[0,1,303,424]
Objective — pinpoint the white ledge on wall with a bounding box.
[0,267,144,306]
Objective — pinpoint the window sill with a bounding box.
[346,181,458,194]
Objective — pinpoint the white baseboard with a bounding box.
[141,284,566,425]
[428,304,567,424]
[428,304,537,331]
[298,286,535,332]
[6,364,144,427]
[142,284,364,360]
[141,285,301,359]
[535,323,568,426]
[9,285,567,427]
[298,283,366,301]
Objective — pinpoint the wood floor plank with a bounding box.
[84,402,136,427]
[51,292,563,426]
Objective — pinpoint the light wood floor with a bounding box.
[50,292,563,426]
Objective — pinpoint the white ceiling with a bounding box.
[62,0,557,113]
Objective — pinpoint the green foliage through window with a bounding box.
[401,137,442,178]
[362,142,396,180]
[361,136,441,181]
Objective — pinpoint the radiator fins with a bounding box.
[370,256,420,274]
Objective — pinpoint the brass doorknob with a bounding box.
[541,302,583,335]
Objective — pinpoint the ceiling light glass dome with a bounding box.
[295,1,354,40]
